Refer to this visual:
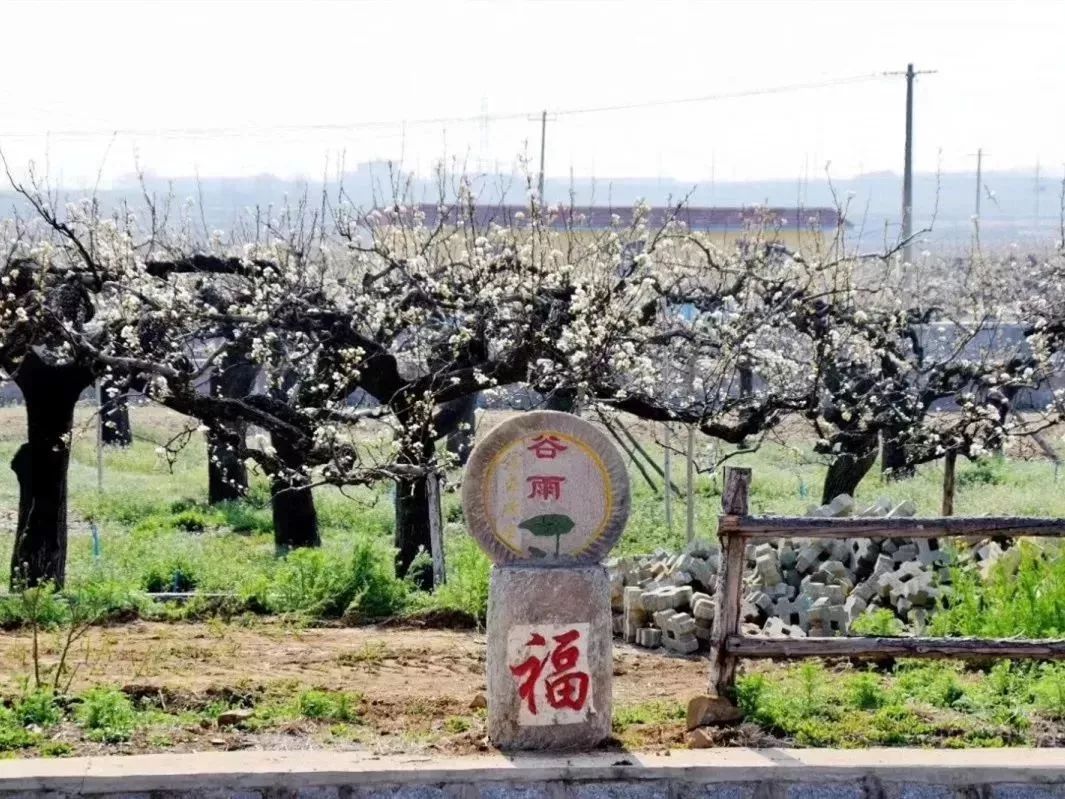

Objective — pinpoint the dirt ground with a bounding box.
[0,621,704,755]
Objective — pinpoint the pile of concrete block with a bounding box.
[610,542,719,655]
[607,492,973,653]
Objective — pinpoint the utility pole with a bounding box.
[538,110,547,202]
[902,63,915,262]
[527,109,555,204]
[973,148,985,220]
[887,63,935,263]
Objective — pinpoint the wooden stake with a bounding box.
[664,424,673,533]
[942,450,956,517]
[685,425,696,543]
[709,466,750,699]
[427,472,446,587]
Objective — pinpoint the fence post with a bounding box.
[427,472,446,588]
[708,466,750,699]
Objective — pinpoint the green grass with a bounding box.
[735,660,1035,747]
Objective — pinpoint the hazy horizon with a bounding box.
[0,0,1061,189]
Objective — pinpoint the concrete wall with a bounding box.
[1,749,1064,799]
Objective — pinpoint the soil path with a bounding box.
[0,621,704,755]
[0,621,704,702]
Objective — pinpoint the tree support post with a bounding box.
[708,466,750,700]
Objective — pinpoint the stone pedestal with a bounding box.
[487,564,612,750]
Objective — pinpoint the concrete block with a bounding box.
[778,542,798,571]
[773,595,811,629]
[796,541,829,573]
[806,597,847,635]
[844,594,867,622]
[686,557,716,589]
[641,586,692,612]
[692,596,715,621]
[623,586,645,611]
[893,543,919,564]
[662,632,699,654]
[888,499,918,517]
[636,627,662,648]
[915,538,948,568]
[653,610,696,637]
[755,549,783,587]
[763,617,806,638]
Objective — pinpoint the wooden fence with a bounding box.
[708,466,1065,699]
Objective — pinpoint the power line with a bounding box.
[0,71,895,141]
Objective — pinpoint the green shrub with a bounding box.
[347,540,409,619]
[850,608,904,636]
[141,556,199,593]
[893,663,966,709]
[957,458,1007,488]
[297,690,359,722]
[0,706,36,751]
[428,535,491,622]
[39,740,75,757]
[17,689,62,727]
[931,542,1065,638]
[77,688,137,742]
[262,540,408,619]
[0,583,68,629]
[1033,665,1065,719]
[847,673,886,710]
[216,502,273,536]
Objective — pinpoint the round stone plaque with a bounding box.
[462,411,630,565]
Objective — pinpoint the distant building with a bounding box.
[410,204,847,232]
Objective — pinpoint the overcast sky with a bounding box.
[0,0,1060,187]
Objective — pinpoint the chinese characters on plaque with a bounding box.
[507,623,592,726]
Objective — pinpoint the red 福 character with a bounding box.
[510,628,590,716]
[527,475,566,500]
[545,629,589,711]
[510,633,548,714]
[527,435,567,459]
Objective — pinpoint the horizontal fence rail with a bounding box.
[708,466,1065,700]
[719,514,1065,540]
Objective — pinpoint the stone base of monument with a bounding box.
[486,564,612,750]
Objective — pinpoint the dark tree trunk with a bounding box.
[99,377,132,447]
[271,474,320,555]
[543,388,578,413]
[268,432,317,558]
[393,421,434,588]
[206,357,258,504]
[739,366,754,398]
[9,354,93,589]
[394,473,432,590]
[880,430,915,480]
[268,434,319,554]
[822,434,879,504]
[207,423,248,504]
[441,394,477,468]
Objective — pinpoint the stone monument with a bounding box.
[462,410,630,749]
